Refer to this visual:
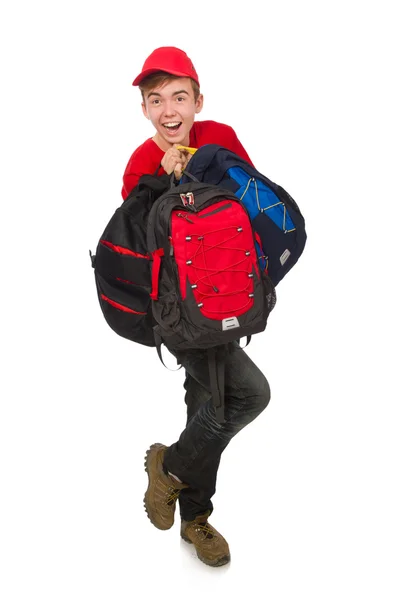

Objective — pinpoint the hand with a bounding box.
[161,145,191,180]
[173,150,193,181]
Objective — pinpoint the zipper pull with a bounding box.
[168,236,174,256]
[177,212,194,224]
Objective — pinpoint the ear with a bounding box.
[195,93,204,114]
[141,101,150,119]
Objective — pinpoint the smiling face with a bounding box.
[141,77,203,150]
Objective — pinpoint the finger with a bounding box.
[174,162,183,180]
[162,158,179,175]
[165,148,181,161]
[178,148,190,158]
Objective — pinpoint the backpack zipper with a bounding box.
[198,202,233,218]
[176,212,194,224]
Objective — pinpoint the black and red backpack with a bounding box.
[90,173,170,348]
[146,179,276,352]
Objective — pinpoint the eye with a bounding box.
[176,96,185,102]
[151,98,161,105]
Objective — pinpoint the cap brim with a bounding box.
[132,67,199,86]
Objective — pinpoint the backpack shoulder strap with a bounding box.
[238,335,251,348]
[153,328,182,372]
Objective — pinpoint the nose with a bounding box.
[163,100,177,117]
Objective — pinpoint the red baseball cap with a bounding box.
[132,46,200,87]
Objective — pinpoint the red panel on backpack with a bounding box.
[171,199,259,320]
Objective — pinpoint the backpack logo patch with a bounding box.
[222,317,240,331]
[280,249,291,266]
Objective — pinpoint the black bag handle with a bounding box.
[153,162,180,189]
[180,168,200,183]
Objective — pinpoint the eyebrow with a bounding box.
[147,89,190,99]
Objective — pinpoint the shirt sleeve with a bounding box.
[122,171,141,200]
[121,149,141,200]
[121,145,166,200]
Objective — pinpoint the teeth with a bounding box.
[163,122,180,128]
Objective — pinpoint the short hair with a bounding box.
[139,73,201,102]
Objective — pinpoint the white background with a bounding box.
[1,0,396,598]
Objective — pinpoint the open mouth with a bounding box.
[163,122,182,134]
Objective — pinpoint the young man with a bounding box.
[122,46,254,199]
[123,47,271,567]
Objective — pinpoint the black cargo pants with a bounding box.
[163,342,271,521]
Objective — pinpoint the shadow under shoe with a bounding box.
[181,511,231,567]
[144,443,188,530]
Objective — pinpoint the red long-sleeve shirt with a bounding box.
[121,120,254,200]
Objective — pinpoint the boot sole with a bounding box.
[143,443,173,531]
[181,534,231,567]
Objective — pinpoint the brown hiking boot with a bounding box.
[181,512,231,567]
[144,443,188,530]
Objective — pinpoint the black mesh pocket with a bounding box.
[152,290,181,333]
[262,272,277,313]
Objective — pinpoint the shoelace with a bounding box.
[165,485,181,506]
[193,522,215,540]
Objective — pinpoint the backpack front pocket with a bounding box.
[95,273,155,346]
[96,240,151,288]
